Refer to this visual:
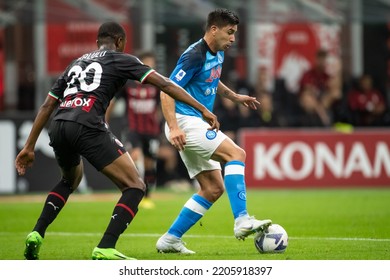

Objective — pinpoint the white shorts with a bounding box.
[164,114,227,178]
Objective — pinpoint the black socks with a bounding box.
[97,188,144,248]
[34,178,73,237]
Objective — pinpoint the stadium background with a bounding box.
[0,0,389,193]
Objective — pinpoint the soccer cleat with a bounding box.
[24,231,43,260]
[92,247,137,260]
[234,216,272,240]
[156,233,195,254]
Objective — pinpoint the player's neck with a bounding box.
[98,43,117,51]
[203,35,218,54]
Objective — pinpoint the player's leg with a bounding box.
[130,148,144,184]
[212,138,272,240]
[82,128,145,260]
[156,116,223,254]
[92,153,144,260]
[24,121,84,260]
[156,169,223,254]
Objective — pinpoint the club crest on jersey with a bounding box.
[175,69,186,81]
[205,130,217,140]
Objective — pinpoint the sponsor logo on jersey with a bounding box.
[175,69,186,81]
[59,95,96,112]
[205,130,217,140]
[205,87,217,96]
[205,66,221,82]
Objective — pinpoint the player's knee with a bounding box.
[122,176,146,193]
[234,147,246,162]
[61,177,75,192]
[208,185,224,202]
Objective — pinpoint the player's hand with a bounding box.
[237,95,260,110]
[201,110,220,131]
[15,148,35,176]
[170,127,186,151]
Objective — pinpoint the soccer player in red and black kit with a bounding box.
[107,51,160,209]
[15,21,219,260]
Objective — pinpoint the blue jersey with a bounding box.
[169,39,224,118]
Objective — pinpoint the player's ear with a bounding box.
[116,36,126,52]
[211,25,218,36]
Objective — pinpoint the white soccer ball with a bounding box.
[254,224,288,253]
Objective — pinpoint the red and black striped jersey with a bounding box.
[117,80,161,136]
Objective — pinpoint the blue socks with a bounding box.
[224,161,248,219]
[168,194,212,238]
[167,161,248,238]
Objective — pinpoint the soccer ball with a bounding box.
[254,224,288,253]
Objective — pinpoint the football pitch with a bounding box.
[0,188,389,260]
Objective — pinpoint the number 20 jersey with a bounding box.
[49,50,155,131]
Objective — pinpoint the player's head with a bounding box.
[97,22,126,52]
[206,8,239,30]
[205,9,239,52]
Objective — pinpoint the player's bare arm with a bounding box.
[145,71,220,131]
[15,95,58,175]
[105,99,116,124]
[160,91,187,151]
[217,81,260,110]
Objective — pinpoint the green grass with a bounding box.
[0,188,390,260]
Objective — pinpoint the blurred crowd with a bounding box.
[217,49,390,137]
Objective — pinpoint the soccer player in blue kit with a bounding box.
[15,22,219,260]
[156,9,272,254]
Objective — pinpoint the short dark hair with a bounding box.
[97,21,126,42]
[206,8,239,30]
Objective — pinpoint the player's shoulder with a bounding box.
[179,39,207,67]
[106,51,141,63]
[185,39,208,57]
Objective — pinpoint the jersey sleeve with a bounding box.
[48,63,74,102]
[114,53,155,83]
[169,49,203,88]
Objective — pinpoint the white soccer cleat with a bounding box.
[234,216,272,240]
[156,233,195,254]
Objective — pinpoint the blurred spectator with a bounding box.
[241,90,286,128]
[255,66,273,95]
[156,134,193,191]
[347,74,387,126]
[214,97,240,141]
[256,92,277,126]
[295,49,342,126]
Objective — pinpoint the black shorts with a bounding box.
[123,130,160,159]
[48,120,127,171]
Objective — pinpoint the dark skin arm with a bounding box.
[15,96,58,175]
